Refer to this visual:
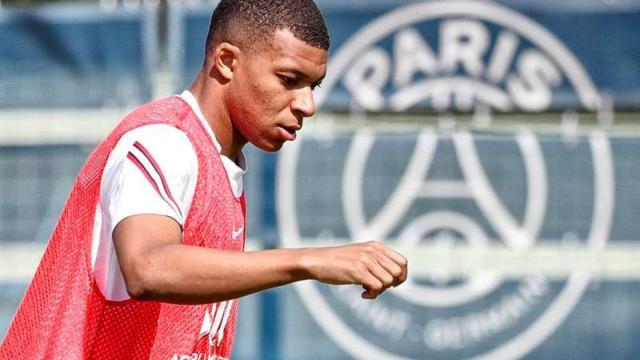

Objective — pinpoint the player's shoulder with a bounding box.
[122,123,191,144]
[112,124,198,174]
[120,124,195,155]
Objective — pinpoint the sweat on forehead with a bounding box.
[204,0,330,53]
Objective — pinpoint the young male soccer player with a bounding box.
[0,1,408,359]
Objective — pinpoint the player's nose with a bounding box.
[291,87,316,118]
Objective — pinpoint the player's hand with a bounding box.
[302,241,408,299]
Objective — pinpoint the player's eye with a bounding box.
[279,75,298,87]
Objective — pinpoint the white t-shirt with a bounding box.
[91,90,247,301]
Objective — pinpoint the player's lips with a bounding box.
[277,125,300,141]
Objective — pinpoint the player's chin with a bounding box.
[255,138,287,152]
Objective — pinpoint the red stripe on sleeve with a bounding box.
[132,141,184,217]
[126,152,181,216]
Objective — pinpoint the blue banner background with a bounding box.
[171,0,640,111]
[0,4,155,108]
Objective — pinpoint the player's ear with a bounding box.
[212,42,240,81]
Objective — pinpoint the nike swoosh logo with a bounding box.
[232,227,244,240]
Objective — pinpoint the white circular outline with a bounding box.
[278,2,612,359]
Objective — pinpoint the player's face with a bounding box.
[228,29,327,152]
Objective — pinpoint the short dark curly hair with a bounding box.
[205,0,330,56]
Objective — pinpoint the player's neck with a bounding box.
[189,73,245,160]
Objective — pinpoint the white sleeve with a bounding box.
[92,124,198,301]
[100,124,199,233]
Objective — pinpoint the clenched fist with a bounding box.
[300,241,408,299]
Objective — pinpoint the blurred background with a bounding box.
[1,0,640,359]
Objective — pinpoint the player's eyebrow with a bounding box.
[280,69,324,84]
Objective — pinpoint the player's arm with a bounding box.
[113,214,408,304]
